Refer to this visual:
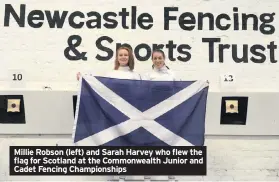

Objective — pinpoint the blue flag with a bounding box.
[72,76,209,146]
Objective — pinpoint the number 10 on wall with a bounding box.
[12,73,22,81]
[8,69,26,88]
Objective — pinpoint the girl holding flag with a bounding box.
[76,46,141,80]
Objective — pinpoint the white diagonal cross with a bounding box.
[75,76,208,146]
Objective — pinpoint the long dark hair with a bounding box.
[151,49,169,69]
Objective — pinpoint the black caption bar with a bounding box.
[10,146,206,175]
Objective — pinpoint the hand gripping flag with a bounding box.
[72,76,209,146]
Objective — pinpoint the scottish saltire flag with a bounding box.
[72,75,209,146]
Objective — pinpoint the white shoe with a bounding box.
[144,176,151,181]
[168,176,176,182]
[119,176,126,182]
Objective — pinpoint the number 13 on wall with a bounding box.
[223,74,234,82]
[220,73,236,90]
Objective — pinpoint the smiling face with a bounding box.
[114,46,135,70]
[117,48,129,66]
[152,51,165,69]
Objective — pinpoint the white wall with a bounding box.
[0,0,278,134]
[0,0,278,91]
[0,0,279,181]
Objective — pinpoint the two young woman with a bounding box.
[76,47,176,181]
[77,46,177,81]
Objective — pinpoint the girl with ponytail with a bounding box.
[147,49,176,81]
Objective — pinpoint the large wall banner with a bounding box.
[0,0,278,90]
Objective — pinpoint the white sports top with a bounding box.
[105,66,141,80]
[145,65,177,81]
